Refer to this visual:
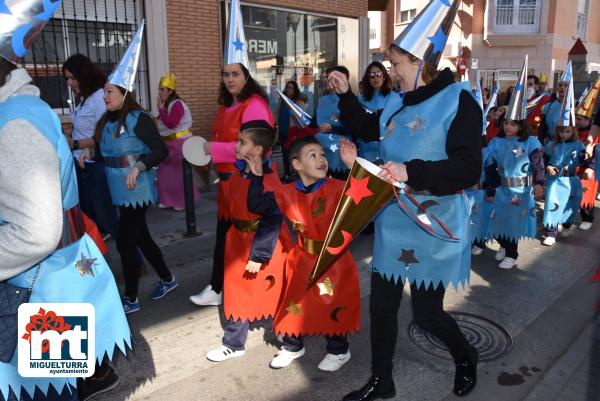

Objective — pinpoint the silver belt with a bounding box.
[104,154,146,168]
[501,176,533,188]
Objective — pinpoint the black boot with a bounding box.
[342,376,396,401]
[453,347,479,397]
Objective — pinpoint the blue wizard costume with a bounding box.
[336,1,482,398]
[316,91,351,176]
[540,62,572,143]
[0,2,131,400]
[542,73,585,232]
[484,55,544,265]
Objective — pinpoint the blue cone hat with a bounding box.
[558,72,575,127]
[277,89,312,128]
[391,0,460,68]
[0,0,62,63]
[577,86,588,106]
[108,19,144,92]
[484,81,499,116]
[506,55,528,121]
[224,0,249,68]
[559,61,572,83]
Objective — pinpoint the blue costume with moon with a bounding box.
[316,92,351,174]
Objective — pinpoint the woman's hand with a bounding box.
[377,161,408,184]
[534,184,544,200]
[157,95,165,110]
[584,168,594,180]
[340,138,357,170]
[327,70,350,94]
[244,152,263,176]
[126,167,140,190]
[546,165,559,176]
[78,148,91,169]
[245,260,261,274]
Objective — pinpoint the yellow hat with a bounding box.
[159,72,176,90]
[575,78,600,119]
[539,73,548,84]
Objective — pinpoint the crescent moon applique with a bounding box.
[521,163,530,174]
[490,210,497,219]
[326,230,353,255]
[312,197,326,217]
[290,219,304,232]
[419,199,440,213]
[12,23,34,58]
[330,306,348,322]
[265,275,275,291]
[549,202,560,212]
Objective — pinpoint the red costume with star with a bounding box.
[222,169,291,322]
[527,95,552,137]
[271,178,360,337]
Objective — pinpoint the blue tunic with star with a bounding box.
[372,82,473,289]
[315,93,350,173]
[0,95,131,401]
[357,91,401,163]
[542,141,584,227]
[486,136,542,241]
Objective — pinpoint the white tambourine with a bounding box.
[182,136,211,166]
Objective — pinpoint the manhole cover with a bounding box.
[408,312,513,362]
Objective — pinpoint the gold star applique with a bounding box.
[75,253,96,277]
[317,277,335,296]
[405,116,426,135]
[286,301,302,316]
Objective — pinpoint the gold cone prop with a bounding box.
[308,157,400,287]
[575,78,600,119]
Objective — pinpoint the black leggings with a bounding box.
[209,218,231,293]
[117,205,171,298]
[370,272,473,378]
[497,237,518,259]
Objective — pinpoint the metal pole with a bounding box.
[182,158,199,237]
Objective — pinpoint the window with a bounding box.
[495,0,540,34]
[396,6,416,24]
[18,0,147,114]
[576,0,589,37]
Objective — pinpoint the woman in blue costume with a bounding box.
[0,4,130,399]
[356,62,401,164]
[315,66,352,179]
[484,56,545,269]
[329,1,482,399]
[276,80,308,181]
[80,22,175,315]
[539,64,571,144]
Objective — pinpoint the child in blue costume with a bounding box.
[470,141,496,255]
[539,75,570,143]
[542,125,586,245]
[0,67,131,401]
[484,117,545,269]
[315,66,352,179]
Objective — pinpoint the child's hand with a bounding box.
[245,260,261,273]
[244,153,263,176]
[584,168,594,180]
[319,123,332,133]
[546,166,559,176]
[340,138,357,169]
[78,148,91,169]
[534,184,544,200]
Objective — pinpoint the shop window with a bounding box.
[18,0,147,114]
[494,0,540,34]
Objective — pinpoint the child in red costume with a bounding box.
[206,120,291,362]
[576,113,598,230]
[246,135,360,372]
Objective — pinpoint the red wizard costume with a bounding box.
[576,79,600,211]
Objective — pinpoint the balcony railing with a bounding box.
[495,1,540,34]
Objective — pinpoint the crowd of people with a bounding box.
[2,1,600,401]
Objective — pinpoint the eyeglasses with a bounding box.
[368,72,384,78]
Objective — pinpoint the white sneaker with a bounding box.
[317,350,351,372]
[206,345,245,362]
[579,222,593,231]
[189,285,222,306]
[270,348,305,369]
[542,236,556,246]
[471,245,483,256]
[158,203,169,209]
[557,224,563,233]
[494,247,506,261]
[498,257,517,270]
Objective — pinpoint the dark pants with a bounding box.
[283,334,349,355]
[222,319,250,351]
[545,223,572,238]
[118,205,172,298]
[370,273,473,378]
[76,161,118,239]
[210,218,231,293]
[497,237,518,259]
[472,239,486,249]
[2,385,78,401]
[279,135,291,179]
[581,206,594,222]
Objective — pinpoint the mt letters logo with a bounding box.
[18,303,95,377]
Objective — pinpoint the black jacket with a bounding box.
[338,68,482,195]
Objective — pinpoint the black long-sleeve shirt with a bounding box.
[338,68,482,195]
